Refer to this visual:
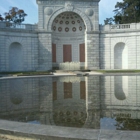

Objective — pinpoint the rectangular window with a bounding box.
[79,43,85,62]
[64,82,72,99]
[80,81,86,100]
[53,82,57,101]
[52,43,56,62]
[63,45,72,62]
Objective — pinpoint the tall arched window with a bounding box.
[9,42,23,71]
[114,43,128,69]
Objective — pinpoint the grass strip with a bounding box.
[0,71,51,76]
[94,70,140,73]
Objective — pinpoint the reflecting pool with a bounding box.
[0,76,140,131]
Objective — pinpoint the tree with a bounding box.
[0,14,4,21]
[4,7,27,25]
[104,0,140,24]
[0,7,27,26]
[104,17,115,25]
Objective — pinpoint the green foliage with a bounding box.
[0,7,27,25]
[104,17,115,25]
[0,71,51,76]
[93,70,140,73]
[104,0,140,24]
[0,14,4,21]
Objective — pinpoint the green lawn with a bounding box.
[0,71,51,76]
[93,70,140,73]
[1,70,140,76]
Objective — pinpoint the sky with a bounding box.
[0,0,123,24]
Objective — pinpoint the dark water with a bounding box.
[0,75,140,130]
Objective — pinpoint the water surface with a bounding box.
[0,76,140,130]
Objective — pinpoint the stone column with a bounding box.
[0,36,6,71]
[85,32,99,70]
[83,76,100,129]
[38,32,52,71]
[39,77,54,125]
[38,4,44,29]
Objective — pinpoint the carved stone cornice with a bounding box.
[36,0,100,6]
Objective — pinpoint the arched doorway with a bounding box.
[114,42,128,69]
[9,42,23,71]
[52,77,87,128]
[51,12,86,70]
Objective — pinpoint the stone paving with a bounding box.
[0,120,140,140]
[0,134,34,140]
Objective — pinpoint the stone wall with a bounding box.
[0,77,52,123]
[86,32,99,69]
[38,33,52,71]
[0,78,40,113]
[1,1,140,71]
[37,0,99,31]
[37,0,100,70]
[0,23,38,72]
[100,23,140,69]
[100,76,140,108]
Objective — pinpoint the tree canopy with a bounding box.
[104,0,140,25]
[0,7,27,25]
[0,14,4,21]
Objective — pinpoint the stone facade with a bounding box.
[0,0,140,71]
[99,24,140,69]
[0,25,38,72]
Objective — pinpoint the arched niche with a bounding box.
[114,42,128,69]
[10,79,24,105]
[47,8,91,32]
[114,76,128,100]
[9,42,23,71]
[52,79,87,128]
[51,12,86,69]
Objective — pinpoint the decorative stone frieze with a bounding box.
[65,1,74,11]
[37,0,99,6]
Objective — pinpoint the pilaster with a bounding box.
[85,32,100,69]
[38,32,52,71]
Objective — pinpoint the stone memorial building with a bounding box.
[0,0,140,72]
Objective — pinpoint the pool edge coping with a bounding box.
[0,120,140,140]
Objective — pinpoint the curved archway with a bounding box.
[51,11,86,70]
[47,8,92,32]
[114,76,128,100]
[52,79,87,127]
[9,42,23,71]
[114,42,128,69]
[10,79,23,105]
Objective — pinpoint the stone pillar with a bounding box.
[37,4,44,29]
[0,36,6,71]
[85,32,99,70]
[84,76,100,129]
[39,77,54,125]
[38,32,52,71]
[86,76,100,110]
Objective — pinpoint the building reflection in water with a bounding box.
[0,76,140,130]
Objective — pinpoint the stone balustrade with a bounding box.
[100,23,140,31]
[0,22,37,31]
[59,62,80,70]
